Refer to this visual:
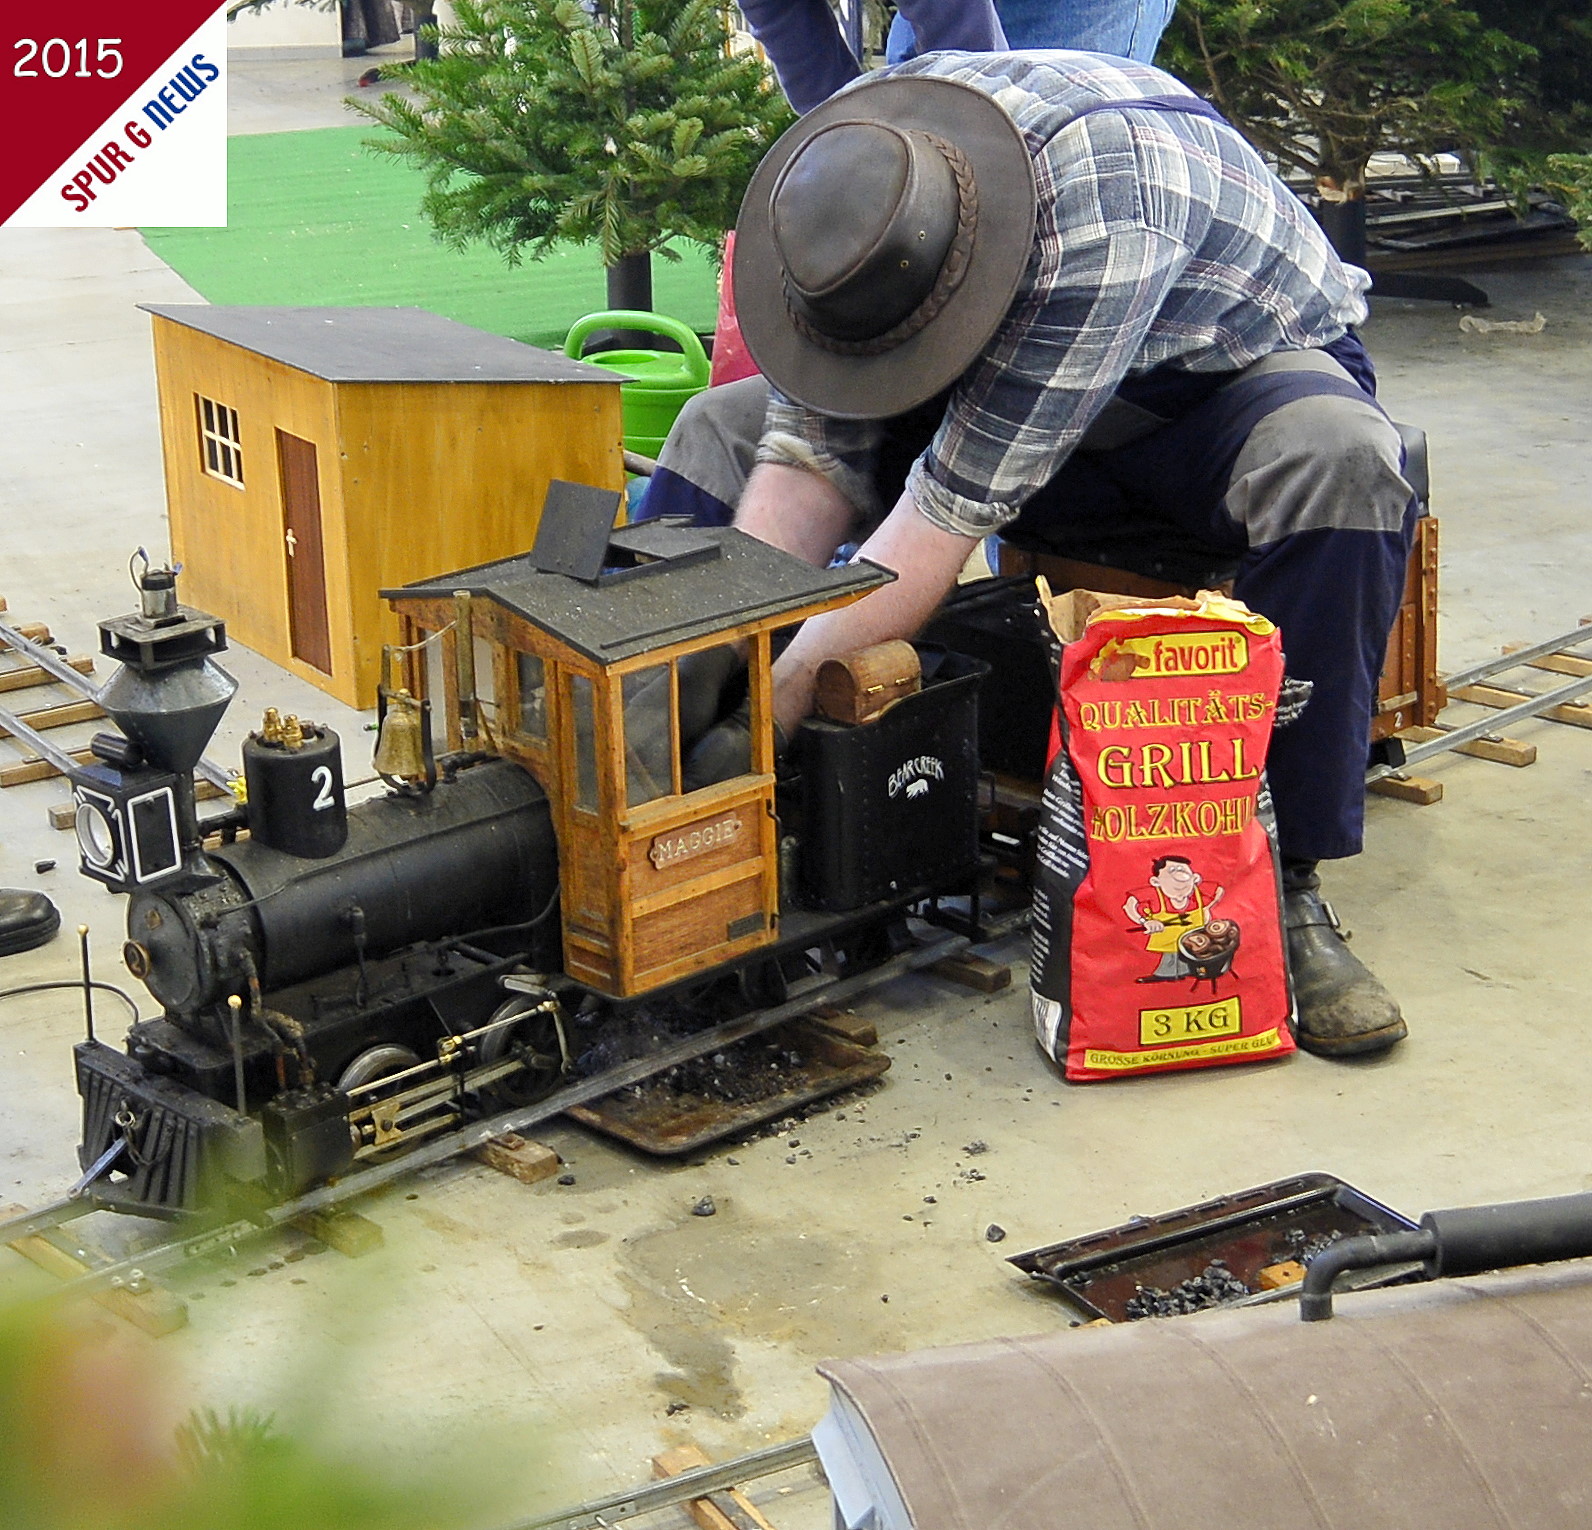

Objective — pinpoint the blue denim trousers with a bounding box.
[887,0,1178,63]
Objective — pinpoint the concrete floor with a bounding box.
[0,50,1590,1530]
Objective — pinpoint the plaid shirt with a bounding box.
[756,51,1371,537]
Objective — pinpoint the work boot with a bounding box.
[0,888,60,957]
[1282,862,1406,1058]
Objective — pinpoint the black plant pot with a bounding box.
[1312,187,1488,307]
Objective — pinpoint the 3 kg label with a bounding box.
[1138,996,1242,1048]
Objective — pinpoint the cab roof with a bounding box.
[385,521,894,665]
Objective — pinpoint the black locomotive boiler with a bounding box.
[67,497,989,1219]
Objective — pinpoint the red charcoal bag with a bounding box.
[1029,596,1296,1081]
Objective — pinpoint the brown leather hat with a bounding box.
[734,74,1037,420]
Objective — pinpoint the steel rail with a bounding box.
[1366,668,1592,786]
[1440,622,1592,693]
[0,698,85,776]
[18,929,969,1306]
[0,617,102,695]
[0,1196,96,1245]
[0,615,233,791]
[500,1437,820,1530]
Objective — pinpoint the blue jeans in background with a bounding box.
[887,0,1177,63]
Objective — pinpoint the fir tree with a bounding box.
[1467,1,1592,243]
[352,0,795,310]
[1160,1,1530,195]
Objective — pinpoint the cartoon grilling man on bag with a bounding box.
[1125,855,1226,983]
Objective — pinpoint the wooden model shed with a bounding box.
[143,304,626,708]
[387,515,889,998]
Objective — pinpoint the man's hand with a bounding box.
[768,489,981,734]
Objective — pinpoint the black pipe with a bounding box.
[1421,1191,1592,1279]
[1301,1191,1592,1321]
[1299,1230,1435,1322]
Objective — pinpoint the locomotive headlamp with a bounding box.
[71,761,184,892]
[67,558,236,896]
[74,797,119,870]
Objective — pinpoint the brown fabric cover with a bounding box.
[819,1259,1592,1527]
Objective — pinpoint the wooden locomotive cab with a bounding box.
[386,490,892,1000]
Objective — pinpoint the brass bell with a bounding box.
[373,688,427,780]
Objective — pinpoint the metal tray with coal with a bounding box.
[1008,1173,1420,1323]
[565,1018,891,1155]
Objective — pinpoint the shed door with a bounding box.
[277,430,332,674]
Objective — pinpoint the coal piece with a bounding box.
[1122,1259,1251,1320]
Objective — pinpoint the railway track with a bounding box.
[0,926,969,1309]
[1367,620,1592,796]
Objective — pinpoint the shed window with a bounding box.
[196,395,244,487]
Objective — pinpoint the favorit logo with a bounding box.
[887,755,945,800]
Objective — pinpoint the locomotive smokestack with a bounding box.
[95,556,237,775]
[71,556,238,893]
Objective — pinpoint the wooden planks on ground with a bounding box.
[291,1208,384,1258]
[1518,653,1592,680]
[808,1007,879,1049]
[1368,773,1443,805]
[2,1203,187,1336]
[473,1133,561,1185]
[0,597,104,791]
[1451,682,1592,730]
[0,745,96,788]
[1400,724,1535,768]
[1376,634,1592,807]
[0,654,94,694]
[0,699,103,739]
[653,1444,782,1530]
[929,952,1012,993]
[0,622,53,650]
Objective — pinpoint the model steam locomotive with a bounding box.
[66,489,989,1219]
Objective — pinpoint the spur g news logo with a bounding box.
[887,755,945,800]
[2,4,228,229]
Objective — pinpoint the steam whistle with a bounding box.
[70,554,238,893]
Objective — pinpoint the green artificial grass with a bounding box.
[141,125,721,350]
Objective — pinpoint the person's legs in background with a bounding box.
[887,0,1178,64]
[631,375,770,526]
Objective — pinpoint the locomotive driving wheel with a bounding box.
[475,995,568,1108]
[337,1044,424,1092]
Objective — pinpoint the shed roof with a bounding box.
[386,523,894,664]
[140,304,623,386]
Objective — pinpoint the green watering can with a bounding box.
[563,310,711,461]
